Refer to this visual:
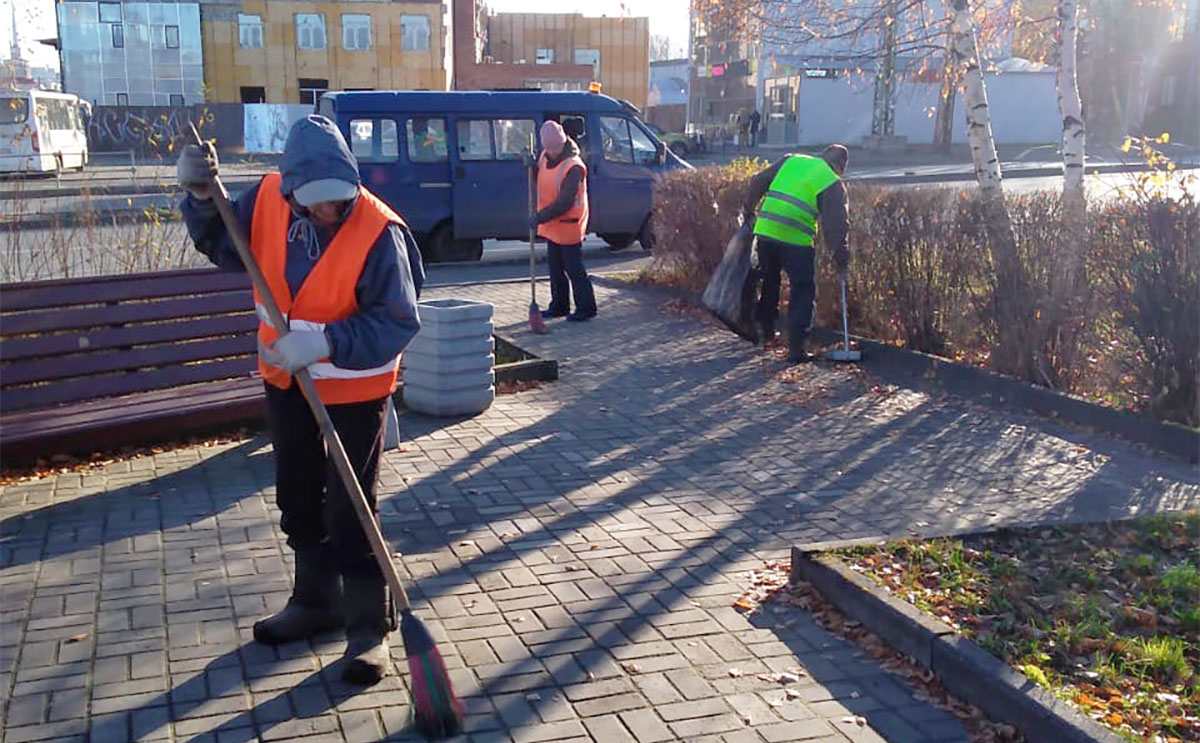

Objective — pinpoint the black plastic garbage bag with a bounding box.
[701,223,759,343]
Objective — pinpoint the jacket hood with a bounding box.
[279,115,360,199]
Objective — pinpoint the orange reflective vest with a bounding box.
[536,152,589,245]
[251,172,405,405]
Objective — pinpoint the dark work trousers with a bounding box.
[546,240,597,316]
[265,382,387,581]
[755,237,817,346]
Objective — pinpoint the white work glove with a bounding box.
[261,330,331,373]
[176,142,218,199]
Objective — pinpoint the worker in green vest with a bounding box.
[742,144,850,362]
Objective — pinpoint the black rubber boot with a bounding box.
[253,550,343,645]
[341,574,392,685]
[787,335,815,363]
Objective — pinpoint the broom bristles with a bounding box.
[401,610,464,739]
[529,301,547,334]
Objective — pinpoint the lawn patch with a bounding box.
[836,513,1199,742]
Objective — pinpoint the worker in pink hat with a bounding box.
[531,119,597,321]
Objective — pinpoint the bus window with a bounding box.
[455,120,493,160]
[1,97,29,125]
[349,119,398,163]
[407,117,448,162]
[494,119,535,159]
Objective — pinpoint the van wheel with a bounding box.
[638,218,655,252]
[428,223,484,263]
[599,233,635,250]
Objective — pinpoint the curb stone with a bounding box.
[790,545,1127,743]
[809,326,1200,463]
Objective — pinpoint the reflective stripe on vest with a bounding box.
[251,172,407,405]
[536,152,589,245]
[753,154,839,247]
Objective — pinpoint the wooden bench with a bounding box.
[1,268,265,464]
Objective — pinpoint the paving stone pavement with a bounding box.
[3,277,1197,743]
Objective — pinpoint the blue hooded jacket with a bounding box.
[182,115,425,373]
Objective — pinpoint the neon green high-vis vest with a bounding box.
[752,154,839,247]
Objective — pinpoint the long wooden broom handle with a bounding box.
[187,125,413,613]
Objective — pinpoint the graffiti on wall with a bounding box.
[243,104,314,153]
[86,106,216,156]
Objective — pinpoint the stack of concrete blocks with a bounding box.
[402,299,495,416]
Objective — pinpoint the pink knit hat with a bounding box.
[540,120,567,157]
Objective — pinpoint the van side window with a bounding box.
[407,118,447,162]
[456,120,493,160]
[629,122,658,166]
[599,116,633,163]
[349,118,398,163]
[494,119,535,160]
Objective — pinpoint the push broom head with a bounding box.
[529,301,548,334]
[825,347,862,362]
[401,609,464,738]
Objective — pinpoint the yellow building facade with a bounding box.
[201,1,446,104]
[486,13,649,108]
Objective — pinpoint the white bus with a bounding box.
[1,90,90,174]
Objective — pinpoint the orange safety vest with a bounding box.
[251,172,405,405]
[536,151,589,245]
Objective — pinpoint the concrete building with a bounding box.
[453,0,650,108]
[688,16,758,140]
[199,0,446,104]
[56,1,205,106]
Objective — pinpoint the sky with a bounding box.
[0,0,691,71]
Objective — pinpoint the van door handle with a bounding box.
[454,166,465,179]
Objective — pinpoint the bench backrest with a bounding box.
[1,268,257,413]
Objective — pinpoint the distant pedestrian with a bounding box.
[749,109,761,147]
[742,144,851,362]
[532,120,597,322]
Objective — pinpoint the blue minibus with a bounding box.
[317,90,691,262]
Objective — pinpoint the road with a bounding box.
[3,166,1193,282]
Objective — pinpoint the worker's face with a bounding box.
[307,200,349,227]
[544,140,565,158]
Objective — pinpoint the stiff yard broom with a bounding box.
[187,125,464,738]
[824,277,861,363]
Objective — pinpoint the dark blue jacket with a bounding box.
[182,115,425,371]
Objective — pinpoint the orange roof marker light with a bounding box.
[588,81,602,94]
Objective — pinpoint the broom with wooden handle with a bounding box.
[187,124,463,738]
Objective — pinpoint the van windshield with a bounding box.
[1,97,29,125]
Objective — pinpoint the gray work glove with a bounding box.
[261,330,331,373]
[177,142,218,199]
[834,248,850,280]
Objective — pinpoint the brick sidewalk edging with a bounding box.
[790,544,1125,743]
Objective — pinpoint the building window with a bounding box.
[116,92,128,105]
[574,49,600,77]
[111,24,124,48]
[494,119,536,159]
[298,78,328,106]
[407,117,448,162]
[536,48,554,65]
[296,14,327,50]
[455,120,493,160]
[342,14,371,51]
[349,119,398,163]
[165,25,180,49]
[240,86,266,103]
[169,94,185,106]
[239,14,263,49]
[98,2,121,23]
[401,15,430,52]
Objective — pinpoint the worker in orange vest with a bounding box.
[532,119,597,321]
[176,115,424,686]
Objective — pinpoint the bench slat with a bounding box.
[2,336,256,387]
[3,358,256,411]
[1,377,265,441]
[3,292,254,335]
[1,269,250,311]
[0,314,258,361]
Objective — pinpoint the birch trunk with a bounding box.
[950,0,1029,377]
[1057,0,1086,222]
